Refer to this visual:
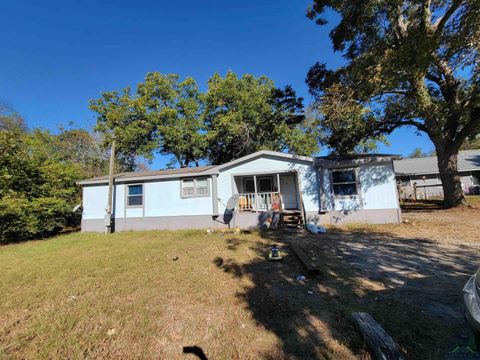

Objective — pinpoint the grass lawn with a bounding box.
[1,203,479,359]
[0,231,285,359]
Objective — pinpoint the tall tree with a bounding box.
[308,83,388,154]
[204,71,318,164]
[306,0,480,207]
[90,73,206,168]
[0,127,83,243]
[0,102,27,133]
[409,147,429,158]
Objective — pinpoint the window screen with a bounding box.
[127,184,143,206]
[332,170,358,196]
[181,178,210,197]
[182,179,195,197]
[196,178,209,196]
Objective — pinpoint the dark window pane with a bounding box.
[128,195,143,206]
[332,170,355,183]
[245,178,255,193]
[259,178,272,192]
[333,184,357,196]
[128,185,143,196]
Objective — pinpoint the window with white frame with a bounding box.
[127,184,143,206]
[332,169,358,196]
[181,178,210,197]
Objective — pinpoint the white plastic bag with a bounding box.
[307,222,327,234]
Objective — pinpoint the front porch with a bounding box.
[232,172,302,213]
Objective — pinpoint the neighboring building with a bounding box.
[78,150,402,232]
[394,149,480,199]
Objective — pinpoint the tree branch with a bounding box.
[433,0,464,40]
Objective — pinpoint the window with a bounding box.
[196,178,209,196]
[181,178,210,197]
[127,184,143,206]
[244,178,255,193]
[258,177,273,192]
[332,170,358,196]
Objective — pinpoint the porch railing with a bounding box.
[237,192,282,212]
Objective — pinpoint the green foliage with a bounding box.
[409,148,427,158]
[0,124,87,244]
[91,71,318,167]
[460,136,480,150]
[306,0,480,206]
[308,83,388,154]
[90,72,206,167]
[203,71,318,164]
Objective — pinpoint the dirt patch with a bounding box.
[277,205,480,359]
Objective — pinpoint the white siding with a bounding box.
[360,163,398,210]
[113,184,125,218]
[83,185,108,220]
[144,179,212,217]
[82,179,212,220]
[217,155,319,213]
[334,197,361,211]
[318,163,399,211]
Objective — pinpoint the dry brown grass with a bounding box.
[1,201,479,359]
[0,230,364,360]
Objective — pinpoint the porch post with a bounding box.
[276,173,281,194]
[253,175,259,213]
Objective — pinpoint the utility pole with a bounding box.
[105,139,115,234]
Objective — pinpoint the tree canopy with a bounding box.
[90,71,318,167]
[0,109,125,243]
[306,0,480,207]
[204,71,318,164]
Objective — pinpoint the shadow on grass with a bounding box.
[213,229,480,359]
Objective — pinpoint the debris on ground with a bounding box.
[172,256,179,261]
[352,312,405,360]
[291,242,322,274]
[307,222,327,234]
[295,275,306,281]
[107,328,117,336]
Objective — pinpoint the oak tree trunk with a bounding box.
[436,147,466,208]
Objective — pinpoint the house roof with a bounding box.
[393,149,480,175]
[77,165,218,185]
[217,150,313,170]
[314,153,400,168]
[78,150,314,185]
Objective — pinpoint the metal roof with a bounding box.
[393,149,480,175]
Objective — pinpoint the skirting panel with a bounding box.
[82,208,401,232]
[306,208,401,225]
[82,215,223,232]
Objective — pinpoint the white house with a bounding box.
[78,150,401,232]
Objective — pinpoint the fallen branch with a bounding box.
[352,312,405,360]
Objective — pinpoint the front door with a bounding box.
[280,174,298,209]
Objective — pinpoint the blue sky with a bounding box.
[0,0,432,168]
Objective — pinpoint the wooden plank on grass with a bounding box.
[352,312,405,360]
[290,243,320,273]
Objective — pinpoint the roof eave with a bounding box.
[77,167,219,186]
[217,150,313,171]
[315,155,400,168]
